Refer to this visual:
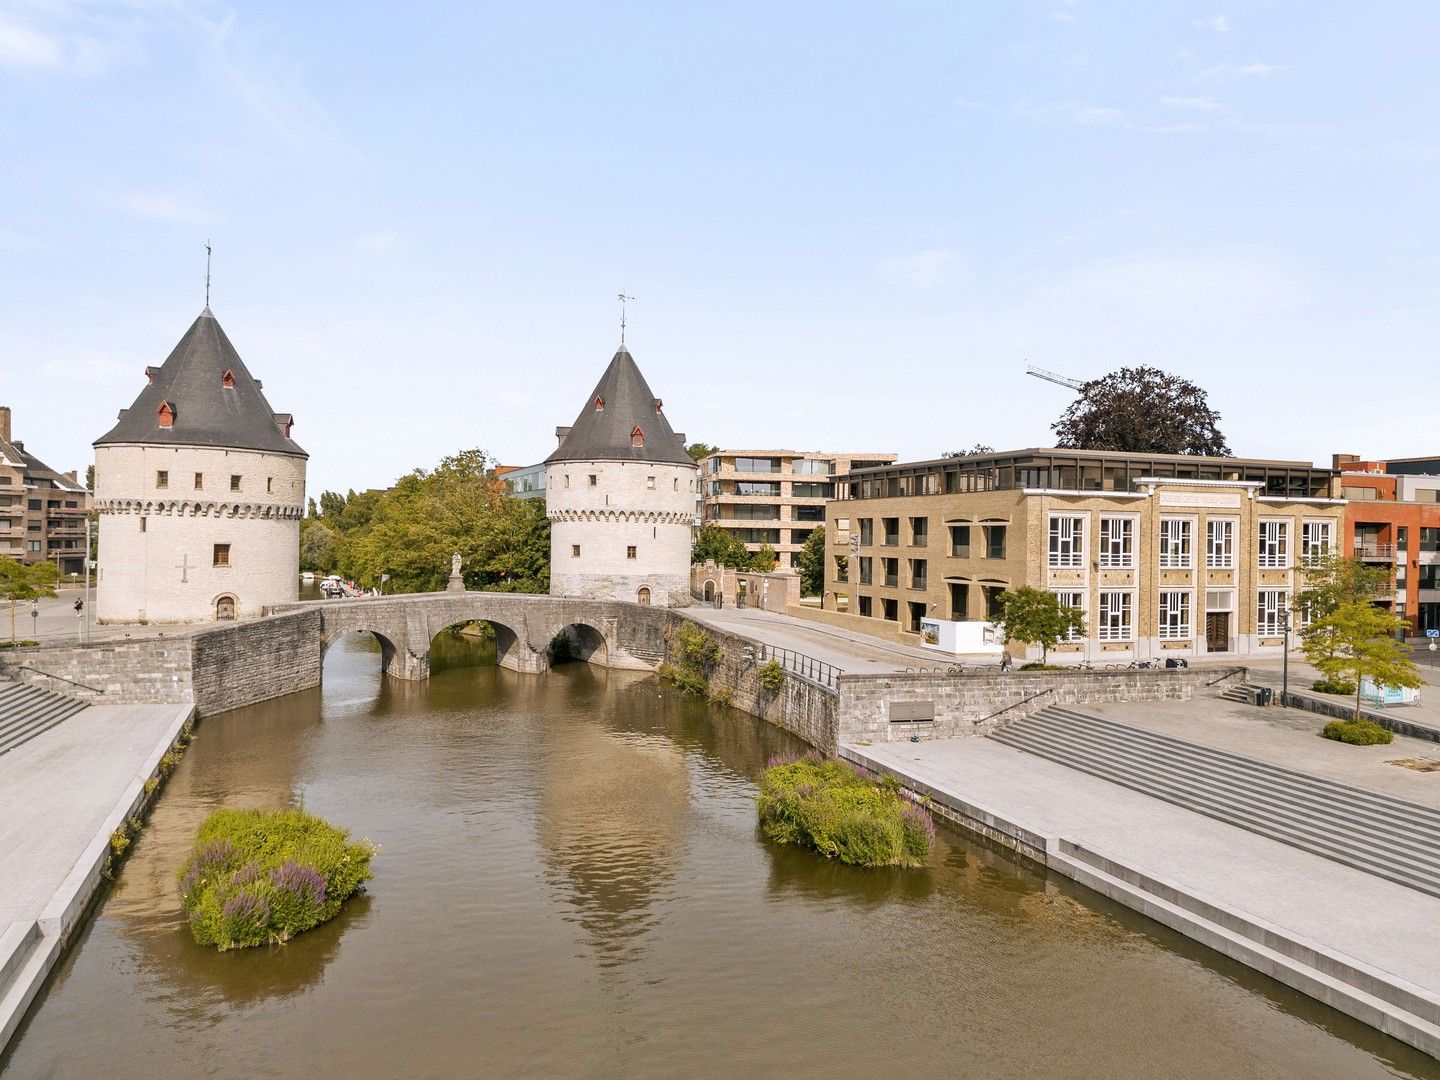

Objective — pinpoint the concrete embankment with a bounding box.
[843,733,1440,1061]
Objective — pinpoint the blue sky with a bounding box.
[2,2,1437,495]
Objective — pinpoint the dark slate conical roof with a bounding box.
[545,344,692,466]
[94,308,306,457]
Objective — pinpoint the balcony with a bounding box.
[1353,542,1396,561]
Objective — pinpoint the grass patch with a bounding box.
[1312,678,1358,696]
[1388,757,1440,773]
[1322,718,1394,746]
[757,755,934,868]
[178,807,376,951]
[0,640,38,649]
[1019,662,1068,671]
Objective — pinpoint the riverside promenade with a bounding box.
[845,697,1440,1060]
[0,701,194,1052]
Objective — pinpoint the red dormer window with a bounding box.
[157,401,175,428]
[222,369,236,389]
[594,396,605,412]
[654,398,663,414]
[631,426,644,448]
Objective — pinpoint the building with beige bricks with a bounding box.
[700,449,896,569]
[823,448,1345,663]
[93,307,307,624]
[0,406,91,577]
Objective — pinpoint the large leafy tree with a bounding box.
[1052,366,1231,456]
[941,444,995,458]
[686,442,719,461]
[1297,553,1393,668]
[692,524,753,568]
[797,527,826,596]
[298,518,336,573]
[0,556,59,645]
[1302,601,1420,720]
[994,586,1085,663]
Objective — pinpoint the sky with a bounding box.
[1,1,1438,496]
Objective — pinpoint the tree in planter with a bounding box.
[0,557,59,646]
[994,586,1085,664]
[1052,366,1231,456]
[1302,600,1421,721]
[796,528,826,597]
[1296,553,1392,683]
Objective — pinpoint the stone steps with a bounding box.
[1218,684,1253,703]
[990,705,1440,900]
[0,682,88,756]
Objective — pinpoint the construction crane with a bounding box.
[1025,364,1087,390]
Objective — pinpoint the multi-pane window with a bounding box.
[910,559,927,589]
[1301,520,1333,564]
[882,558,899,587]
[949,525,971,558]
[882,518,900,545]
[982,584,1006,619]
[626,546,637,560]
[156,470,169,489]
[1206,519,1235,569]
[985,524,1007,559]
[881,597,898,622]
[1159,518,1193,569]
[194,472,203,490]
[1098,517,1134,568]
[1158,590,1191,640]
[1257,589,1288,636]
[213,543,230,567]
[1053,590,1085,641]
[859,556,873,585]
[1048,516,1085,568]
[833,555,849,582]
[1258,520,1289,568]
[1097,591,1133,641]
[910,517,928,546]
[949,582,969,620]
[230,474,241,492]
[858,519,874,546]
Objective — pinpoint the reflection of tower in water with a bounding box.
[536,672,690,970]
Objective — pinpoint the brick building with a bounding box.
[0,405,91,576]
[823,447,1345,663]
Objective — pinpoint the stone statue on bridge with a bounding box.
[447,552,465,593]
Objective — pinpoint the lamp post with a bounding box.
[1281,608,1292,708]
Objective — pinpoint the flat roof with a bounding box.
[845,446,1331,478]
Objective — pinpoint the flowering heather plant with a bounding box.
[176,807,375,951]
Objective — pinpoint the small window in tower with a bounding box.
[564,474,571,488]
[139,516,147,533]
[157,401,175,428]
[156,470,169,489]
[571,544,581,558]
[631,427,644,448]
[213,543,231,567]
[267,477,273,493]
[594,396,605,412]
[230,474,241,491]
[194,472,203,490]
[646,476,655,490]
[588,474,597,487]
[674,478,679,491]
[627,545,637,560]
[222,369,236,389]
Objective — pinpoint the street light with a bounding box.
[1281,607,1293,708]
[30,599,39,642]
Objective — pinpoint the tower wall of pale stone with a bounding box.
[546,460,697,606]
[94,443,306,624]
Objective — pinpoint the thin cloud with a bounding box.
[0,14,61,69]
[1160,96,1223,111]
[1196,14,1232,33]
[1238,62,1287,76]
[1050,10,1077,24]
[1199,61,1288,81]
[877,249,965,291]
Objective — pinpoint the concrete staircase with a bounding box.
[1217,683,1254,704]
[0,682,88,756]
[989,706,1440,900]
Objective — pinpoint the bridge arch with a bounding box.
[550,621,610,666]
[322,626,408,680]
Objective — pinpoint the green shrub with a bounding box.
[708,686,733,707]
[1019,662,1068,671]
[658,662,709,697]
[660,623,725,697]
[756,757,934,868]
[177,807,375,951]
[0,640,39,649]
[757,659,786,695]
[1322,718,1393,746]
[109,827,130,857]
[1312,678,1358,696]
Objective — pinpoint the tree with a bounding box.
[994,586,1085,663]
[941,444,995,458]
[797,528,826,596]
[1052,366,1231,456]
[298,518,336,573]
[692,524,752,568]
[1302,600,1420,720]
[0,557,59,645]
[84,464,94,492]
[686,442,719,461]
[1297,553,1393,669]
[750,543,778,574]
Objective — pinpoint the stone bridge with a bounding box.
[268,592,672,680]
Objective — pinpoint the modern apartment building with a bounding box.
[0,405,92,576]
[824,447,1344,663]
[1333,454,1440,635]
[701,450,895,568]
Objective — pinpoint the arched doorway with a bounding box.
[637,587,651,606]
[215,595,236,621]
[702,580,715,602]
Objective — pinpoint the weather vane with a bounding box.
[618,293,634,345]
[205,240,213,308]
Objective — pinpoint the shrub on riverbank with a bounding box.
[178,808,375,950]
[1322,718,1393,746]
[757,756,934,868]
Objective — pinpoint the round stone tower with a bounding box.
[93,308,307,624]
[545,343,698,606]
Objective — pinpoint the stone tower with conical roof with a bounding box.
[93,308,307,624]
[545,344,698,606]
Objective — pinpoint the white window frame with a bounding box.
[1098,516,1135,569]
[1048,515,1085,569]
[1257,589,1288,636]
[1258,519,1290,569]
[1206,518,1235,570]
[1159,517,1193,570]
[1052,589,1086,641]
[1301,520,1333,564]
[1158,589,1192,640]
[1097,589,1134,642]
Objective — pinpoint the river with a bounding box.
[2,631,1435,1079]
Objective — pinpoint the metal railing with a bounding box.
[760,644,842,690]
[1353,543,1396,559]
[9,665,104,694]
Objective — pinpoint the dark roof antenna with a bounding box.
[617,292,633,346]
[204,239,213,312]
